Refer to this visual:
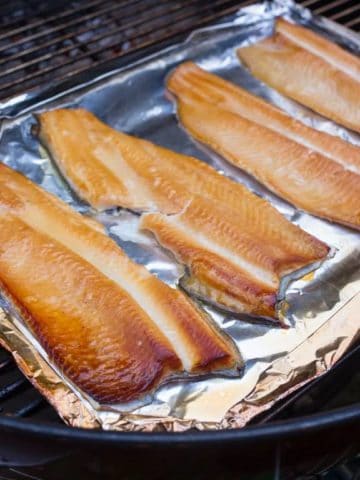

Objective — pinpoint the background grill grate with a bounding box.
[0,347,60,422]
[0,0,359,104]
[0,0,359,424]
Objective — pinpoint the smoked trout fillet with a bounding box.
[237,18,360,133]
[140,195,325,318]
[167,62,360,230]
[38,108,329,319]
[0,163,239,403]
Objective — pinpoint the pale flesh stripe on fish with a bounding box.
[237,34,360,133]
[38,108,328,263]
[0,163,238,375]
[160,195,325,285]
[39,109,155,211]
[104,131,328,268]
[276,18,360,83]
[0,213,182,403]
[174,97,360,230]
[139,139,329,263]
[140,208,278,318]
[37,108,330,317]
[167,62,360,175]
[157,197,280,289]
[102,131,326,266]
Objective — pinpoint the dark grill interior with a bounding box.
[0,0,359,103]
[0,0,359,427]
[0,348,59,422]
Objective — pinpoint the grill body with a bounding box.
[0,344,359,478]
[0,0,359,478]
[0,406,359,479]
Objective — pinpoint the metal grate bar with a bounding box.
[312,0,357,15]
[0,0,145,50]
[0,0,168,67]
[0,0,241,95]
[0,357,12,371]
[301,0,324,7]
[0,377,27,401]
[0,0,359,104]
[11,397,45,418]
[0,0,187,74]
[0,0,112,38]
[330,4,360,22]
[346,16,360,28]
[0,349,53,419]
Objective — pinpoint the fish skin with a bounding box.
[0,163,239,403]
[38,108,329,318]
[167,61,360,175]
[167,67,360,230]
[237,21,360,133]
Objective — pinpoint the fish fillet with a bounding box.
[141,196,290,318]
[0,163,239,403]
[167,65,360,230]
[39,110,328,316]
[167,62,360,175]
[237,18,360,133]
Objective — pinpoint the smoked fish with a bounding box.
[167,62,360,230]
[237,18,360,133]
[38,109,329,318]
[0,163,239,403]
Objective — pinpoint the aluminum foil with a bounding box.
[0,0,359,431]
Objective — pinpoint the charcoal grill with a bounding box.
[0,1,359,478]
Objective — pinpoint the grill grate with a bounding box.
[0,0,359,424]
[0,0,359,104]
[0,347,60,423]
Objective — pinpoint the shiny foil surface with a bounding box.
[0,0,359,431]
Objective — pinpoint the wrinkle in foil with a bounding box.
[0,0,359,431]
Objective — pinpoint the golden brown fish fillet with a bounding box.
[38,108,329,318]
[276,18,360,82]
[141,197,284,318]
[237,19,360,133]
[168,62,360,175]
[0,163,239,403]
[38,108,327,258]
[167,69,360,230]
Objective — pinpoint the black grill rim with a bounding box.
[0,0,360,441]
[0,403,359,445]
[1,342,359,442]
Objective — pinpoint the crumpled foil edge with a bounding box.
[0,0,359,432]
[1,293,358,431]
